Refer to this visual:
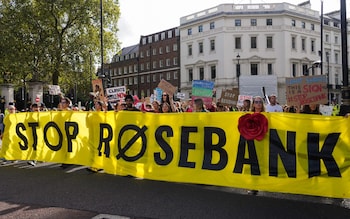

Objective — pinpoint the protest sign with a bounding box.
[286,75,328,106]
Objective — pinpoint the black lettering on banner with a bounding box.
[16,123,28,150]
[179,126,197,168]
[44,122,63,151]
[65,122,79,153]
[98,123,112,157]
[202,127,228,170]
[269,129,296,178]
[117,124,147,162]
[233,136,260,175]
[28,122,39,150]
[154,126,174,165]
[308,132,341,178]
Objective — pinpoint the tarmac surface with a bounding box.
[0,161,350,219]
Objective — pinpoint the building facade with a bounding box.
[109,27,180,98]
[179,2,346,104]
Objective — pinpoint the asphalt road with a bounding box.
[0,161,350,219]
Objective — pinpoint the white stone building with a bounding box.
[179,2,346,105]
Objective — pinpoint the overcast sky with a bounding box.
[117,0,349,48]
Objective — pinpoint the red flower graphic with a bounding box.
[238,113,268,141]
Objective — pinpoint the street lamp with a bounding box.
[89,50,92,83]
[236,53,241,89]
[304,60,321,76]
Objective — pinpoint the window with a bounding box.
[152,61,157,69]
[210,39,215,51]
[266,36,273,48]
[199,42,203,54]
[147,75,150,83]
[159,60,164,68]
[235,19,241,26]
[311,24,315,31]
[166,72,171,80]
[301,22,305,29]
[198,25,203,32]
[251,19,257,26]
[159,47,163,54]
[146,50,150,57]
[168,30,173,38]
[140,63,144,71]
[124,78,128,85]
[166,45,170,53]
[301,38,306,51]
[128,77,133,85]
[267,64,273,75]
[188,28,192,35]
[133,76,138,84]
[148,36,152,43]
[251,63,258,75]
[140,51,144,58]
[199,67,204,80]
[166,59,170,66]
[266,18,272,26]
[335,53,339,64]
[141,76,144,83]
[335,36,339,44]
[188,44,192,56]
[152,48,156,55]
[173,57,178,65]
[189,69,193,81]
[154,34,159,42]
[210,22,215,29]
[292,20,296,26]
[292,63,296,77]
[292,36,296,49]
[152,74,156,82]
[235,37,241,49]
[161,32,165,40]
[211,66,216,79]
[311,40,315,52]
[302,64,308,75]
[173,43,178,51]
[325,34,329,42]
[251,36,257,49]
[146,62,150,70]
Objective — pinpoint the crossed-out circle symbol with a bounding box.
[116,125,148,162]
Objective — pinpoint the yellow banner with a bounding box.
[1,111,350,198]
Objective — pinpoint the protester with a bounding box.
[250,96,265,113]
[266,94,283,112]
[240,99,251,112]
[124,94,140,111]
[193,98,207,112]
[152,100,161,113]
[301,104,321,115]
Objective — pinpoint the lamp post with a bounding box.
[100,0,104,86]
[327,53,331,104]
[320,0,324,75]
[236,53,241,89]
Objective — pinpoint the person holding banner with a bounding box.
[301,104,321,115]
[250,96,265,113]
[193,98,207,112]
[266,94,283,112]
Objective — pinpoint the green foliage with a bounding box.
[0,0,120,102]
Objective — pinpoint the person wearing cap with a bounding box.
[266,94,283,112]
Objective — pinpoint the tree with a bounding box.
[0,0,120,98]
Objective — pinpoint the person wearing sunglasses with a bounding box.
[251,96,265,113]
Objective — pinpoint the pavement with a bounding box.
[0,160,350,219]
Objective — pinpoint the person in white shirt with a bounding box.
[266,94,283,112]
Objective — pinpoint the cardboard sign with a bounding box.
[286,75,328,106]
[106,86,126,102]
[91,79,105,101]
[48,85,61,95]
[158,79,177,96]
[219,88,239,106]
[192,80,215,97]
[237,95,253,107]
